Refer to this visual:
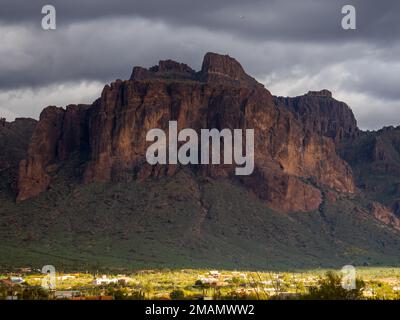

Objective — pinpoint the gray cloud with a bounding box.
[0,0,399,130]
[1,0,399,42]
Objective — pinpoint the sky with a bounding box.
[0,0,399,130]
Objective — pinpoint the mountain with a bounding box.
[1,53,399,270]
[16,53,354,213]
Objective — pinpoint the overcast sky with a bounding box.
[0,0,399,130]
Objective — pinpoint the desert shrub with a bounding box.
[21,287,49,300]
[304,271,365,300]
[169,289,185,300]
[107,288,128,300]
[194,280,203,286]
[369,281,397,300]
[129,290,145,300]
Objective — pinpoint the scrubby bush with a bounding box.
[304,271,365,300]
[169,289,185,300]
[194,280,203,287]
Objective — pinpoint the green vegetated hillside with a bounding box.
[1,158,399,271]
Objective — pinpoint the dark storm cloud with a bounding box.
[0,0,399,129]
[1,0,400,42]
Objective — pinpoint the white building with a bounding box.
[93,275,119,285]
[209,270,220,277]
[10,277,24,284]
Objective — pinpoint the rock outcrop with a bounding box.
[368,201,400,231]
[16,53,355,212]
[17,105,90,201]
[130,59,196,81]
[0,118,37,171]
[339,125,400,216]
[0,117,37,195]
[198,52,262,88]
[275,90,359,143]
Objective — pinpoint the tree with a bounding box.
[21,287,49,300]
[304,271,365,300]
[195,280,210,297]
[107,287,127,300]
[169,289,185,300]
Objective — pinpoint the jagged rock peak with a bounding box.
[200,52,246,78]
[130,59,196,81]
[0,117,37,176]
[130,52,262,88]
[306,89,332,98]
[0,117,36,127]
[150,60,195,74]
[199,52,261,87]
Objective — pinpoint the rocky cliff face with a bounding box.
[17,105,90,201]
[339,125,400,220]
[16,53,355,212]
[368,201,400,231]
[0,118,37,195]
[0,118,37,171]
[275,90,359,143]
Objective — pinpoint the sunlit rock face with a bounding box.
[16,53,355,212]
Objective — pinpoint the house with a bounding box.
[54,291,82,299]
[93,275,119,285]
[10,277,24,284]
[209,270,220,277]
